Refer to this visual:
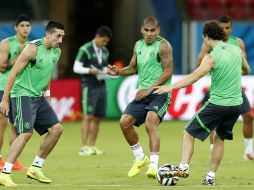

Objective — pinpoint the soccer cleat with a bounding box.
[27,166,51,183]
[160,167,189,178]
[92,147,104,155]
[177,162,189,178]
[79,146,96,156]
[128,155,149,177]
[203,174,215,185]
[12,160,29,170]
[145,165,157,179]
[0,158,4,170]
[0,173,17,187]
[244,152,254,160]
[175,168,189,178]
[159,164,189,179]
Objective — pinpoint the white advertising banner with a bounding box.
[117,75,254,120]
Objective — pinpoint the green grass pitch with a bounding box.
[1,120,253,190]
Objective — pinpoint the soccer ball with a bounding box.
[156,164,179,186]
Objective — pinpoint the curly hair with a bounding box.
[202,20,226,41]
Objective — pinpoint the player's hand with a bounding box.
[135,89,149,101]
[89,68,100,75]
[107,65,119,76]
[0,100,9,117]
[153,86,172,94]
[0,63,8,72]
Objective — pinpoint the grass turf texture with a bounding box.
[1,120,253,190]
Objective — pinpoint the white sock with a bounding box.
[207,171,215,178]
[2,162,13,174]
[210,144,214,151]
[32,155,45,168]
[179,162,189,170]
[130,142,145,161]
[244,138,253,153]
[149,152,159,169]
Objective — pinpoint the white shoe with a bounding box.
[203,173,215,185]
[79,146,96,156]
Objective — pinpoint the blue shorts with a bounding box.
[11,96,59,135]
[123,93,171,127]
[185,102,242,141]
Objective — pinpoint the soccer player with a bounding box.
[0,14,31,170]
[0,20,65,187]
[107,16,173,178]
[73,26,113,156]
[198,15,254,160]
[154,20,250,185]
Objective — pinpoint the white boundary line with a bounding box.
[17,183,254,188]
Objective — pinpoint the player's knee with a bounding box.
[119,117,132,130]
[243,112,253,123]
[145,116,159,128]
[18,132,33,142]
[50,123,64,137]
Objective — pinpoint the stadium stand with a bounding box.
[187,0,254,20]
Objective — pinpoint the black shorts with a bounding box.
[185,102,241,141]
[11,96,59,135]
[82,86,107,117]
[0,90,13,124]
[200,90,251,114]
[123,93,171,127]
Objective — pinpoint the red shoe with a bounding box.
[0,158,5,169]
[12,160,28,170]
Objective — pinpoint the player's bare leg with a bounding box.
[242,111,254,160]
[120,114,148,177]
[144,111,160,178]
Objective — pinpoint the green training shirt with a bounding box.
[135,36,171,89]
[0,35,29,90]
[11,39,61,97]
[209,42,242,106]
[226,35,239,46]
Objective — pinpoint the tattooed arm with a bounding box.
[150,40,173,89]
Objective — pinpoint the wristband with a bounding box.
[44,90,50,97]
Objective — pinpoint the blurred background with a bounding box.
[0,0,253,121]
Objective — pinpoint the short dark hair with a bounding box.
[203,20,226,40]
[46,20,64,33]
[15,14,31,26]
[143,16,159,27]
[96,26,113,39]
[218,15,232,25]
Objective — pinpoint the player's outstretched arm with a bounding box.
[154,55,214,94]
[108,46,137,76]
